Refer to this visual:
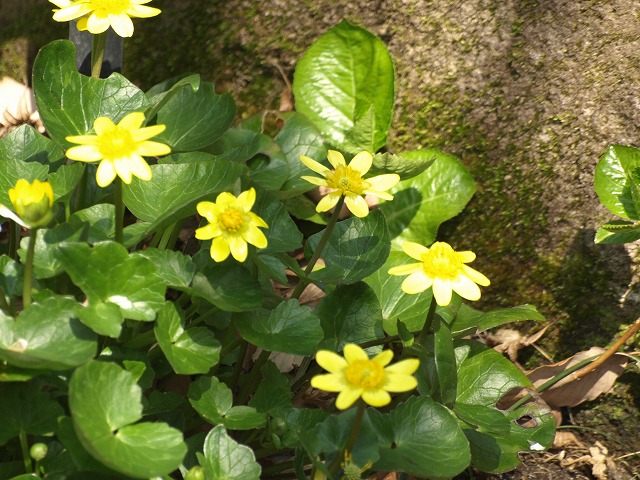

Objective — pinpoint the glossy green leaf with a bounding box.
[422,316,457,407]
[370,149,436,180]
[54,242,165,334]
[235,300,323,355]
[380,150,475,248]
[0,382,63,446]
[155,302,220,375]
[253,191,302,254]
[145,73,201,99]
[305,209,391,284]
[316,282,383,350]
[78,302,122,338]
[205,128,266,162]
[47,163,85,204]
[197,426,261,480]
[454,403,510,436]
[188,376,266,430]
[370,396,470,478]
[364,251,434,335]
[69,361,186,478]
[18,224,86,279]
[0,296,96,370]
[68,204,115,243]
[0,124,64,170]
[455,340,555,473]
[594,145,640,219]
[293,20,395,153]
[450,304,545,336]
[0,255,23,298]
[33,40,149,148]
[133,248,195,289]
[122,159,246,242]
[153,82,236,151]
[595,219,640,244]
[248,362,293,417]
[191,263,262,312]
[274,113,328,197]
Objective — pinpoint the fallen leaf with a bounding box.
[0,76,43,137]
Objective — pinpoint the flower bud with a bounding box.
[29,442,48,461]
[8,179,54,228]
[184,466,205,480]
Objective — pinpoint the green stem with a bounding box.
[229,340,248,393]
[157,221,178,251]
[416,294,438,347]
[328,400,366,477]
[291,196,345,300]
[114,178,124,244]
[19,430,32,474]
[23,228,38,309]
[237,349,270,404]
[90,32,107,78]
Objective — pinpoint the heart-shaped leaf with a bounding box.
[191,263,262,312]
[0,125,64,170]
[594,144,640,219]
[133,248,195,289]
[196,426,261,480]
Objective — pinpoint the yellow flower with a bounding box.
[65,112,170,188]
[195,188,269,263]
[300,150,400,218]
[0,179,55,228]
[310,343,419,410]
[388,241,490,306]
[50,0,161,38]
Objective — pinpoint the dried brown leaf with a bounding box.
[526,347,628,408]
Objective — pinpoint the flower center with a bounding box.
[219,207,245,232]
[90,0,131,14]
[421,242,463,280]
[97,126,136,159]
[327,165,365,195]
[345,359,384,389]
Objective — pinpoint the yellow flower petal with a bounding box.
[462,265,490,286]
[136,140,171,157]
[316,191,341,213]
[195,223,219,240]
[365,173,400,192]
[316,350,347,373]
[327,150,346,169]
[300,175,328,187]
[126,4,161,18]
[385,358,420,376]
[113,157,133,184]
[52,3,92,22]
[65,134,99,145]
[236,187,256,211]
[343,344,368,363]
[228,235,248,262]
[118,111,145,130]
[248,212,268,229]
[456,250,476,263]
[361,388,391,407]
[432,278,453,306]
[94,116,116,135]
[300,155,330,176]
[344,194,369,218]
[65,145,102,162]
[336,386,363,410]
[243,225,268,249]
[401,271,433,294]
[348,151,373,175]
[127,156,152,182]
[450,275,481,301]
[109,13,135,37]
[210,236,231,262]
[388,262,422,276]
[372,349,394,367]
[86,12,111,34]
[402,241,429,260]
[215,191,237,208]
[384,373,418,392]
[196,201,217,219]
[310,373,345,392]
[95,160,117,187]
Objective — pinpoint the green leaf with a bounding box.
[380,150,476,248]
[274,113,328,197]
[0,125,64,170]
[197,426,261,480]
[253,191,302,254]
[68,204,115,243]
[235,300,323,355]
[454,403,510,435]
[248,362,293,417]
[0,382,63,446]
[153,81,236,152]
[54,242,165,334]
[305,209,391,284]
[422,316,457,407]
[122,159,246,243]
[0,255,24,298]
[316,282,383,350]
[370,396,470,478]
[594,145,640,219]
[155,302,221,375]
[133,248,195,289]
[188,376,266,430]
[0,296,96,370]
[47,163,85,205]
[69,361,186,478]
[595,219,640,244]
[293,20,395,153]
[191,263,262,312]
[455,340,555,473]
[450,304,545,336]
[32,40,149,148]
[370,149,436,180]
[364,251,434,335]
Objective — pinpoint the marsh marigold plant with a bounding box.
[311,343,419,410]
[196,188,268,263]
[65,112,170,187]
[300,150,400,218]
[389,241,490,306]
[50,0,161,38]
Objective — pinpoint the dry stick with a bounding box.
[570,315,640,381]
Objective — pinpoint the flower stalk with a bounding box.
[22,228,38,309]
[328,401,367,477]
[90,31,107,78]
